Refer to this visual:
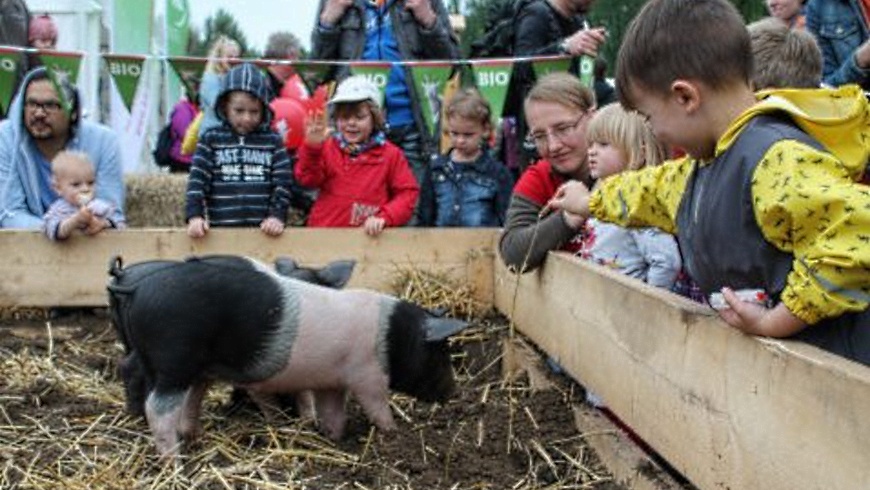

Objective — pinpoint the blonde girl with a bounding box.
[579,104,681,289]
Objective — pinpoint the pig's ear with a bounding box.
[318,260,356,288]
[274,257,299,276]
[425,317,469,342]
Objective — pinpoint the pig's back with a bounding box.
[120,257,292,384]
[249,281,393,392]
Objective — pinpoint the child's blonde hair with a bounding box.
[586,104,667,171]
[446,88,492,129]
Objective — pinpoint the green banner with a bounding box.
[37,50,84,115]
[0,47,22,117]
[349,62,392,107]
[532,56,573,80]
[407,62,454,138]
[114,0,153,55]
[167,56,207,100]
[165,0,190,103]
[103,54,146,111]
[294,61,332,94]
[469,60,514,120]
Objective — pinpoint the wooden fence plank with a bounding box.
[0,228,498,307]
[494,252,870,490]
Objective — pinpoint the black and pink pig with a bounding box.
[107,255,468,459]
[111,255,356,418]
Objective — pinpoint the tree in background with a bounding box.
[461,0,768,76]
[187,8,251,57]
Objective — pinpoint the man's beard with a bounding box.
[26,119,55,139]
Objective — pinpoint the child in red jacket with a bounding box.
[296,76,420,236]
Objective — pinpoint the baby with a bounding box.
[43,151,124,241]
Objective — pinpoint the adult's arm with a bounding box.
[514,3,565,57]
[311,0,346,61]
[415,0,460,60]
[498,194,581,272]
[805,0,870,87]
[0,123,42,229]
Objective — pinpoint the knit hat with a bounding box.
[329,75,381,108]
[29,14,58,45]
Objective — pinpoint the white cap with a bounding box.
[329,75,381,108]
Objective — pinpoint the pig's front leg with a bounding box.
[178,381,209,442]
[145,390,186,459]
[349,376,397,434]
[315,389,348,440]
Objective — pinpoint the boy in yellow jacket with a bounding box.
[549,0,870,365]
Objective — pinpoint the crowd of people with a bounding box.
[0,0,869,366]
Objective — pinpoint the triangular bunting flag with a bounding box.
[348,62,392,107]
[294,61,333,95]
[531,55,573,80]
[0,47,23,117]
[406,61,455,138]
[167,56,208,98]
[37,50,84,115]
[102,54,146,112]
[469,59,514,120]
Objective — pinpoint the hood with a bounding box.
[5,66,82,142]
[717,85,869,179]
[215,62,274,128]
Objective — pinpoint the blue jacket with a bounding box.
[0,69,125,229]
[806,0,869,88]
[311,0,458,154]
[419,149,514,227]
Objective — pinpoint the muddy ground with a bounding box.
[0,310,649,489]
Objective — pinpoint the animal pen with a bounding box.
[0,227,867,489]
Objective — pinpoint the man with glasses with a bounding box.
[0,67,124,230]
[499,72,595,273]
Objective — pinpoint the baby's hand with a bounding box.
[363,216,386,236]
[260,216,285,236]
[304,109,329,146]
[187,217,209,238]
[83,216,109,235]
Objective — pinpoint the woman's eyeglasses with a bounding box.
[526,114,587,148]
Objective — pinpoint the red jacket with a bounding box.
[295,138,420,227]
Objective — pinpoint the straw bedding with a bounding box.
[0,270,627,489]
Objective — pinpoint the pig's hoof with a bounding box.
[180,425,202,442]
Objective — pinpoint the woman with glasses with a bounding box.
[498,72,595,272]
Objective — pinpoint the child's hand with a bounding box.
[260,217,285,236]
[304,110,329,146]
[716,287,807,338]
[363,216,386,236]
[548,181,591,217]
[187,217,209,238]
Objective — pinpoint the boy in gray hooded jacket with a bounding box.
[186,62,299,238]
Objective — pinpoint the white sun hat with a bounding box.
[329,75,381,108]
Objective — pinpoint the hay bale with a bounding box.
[124,173,187,227]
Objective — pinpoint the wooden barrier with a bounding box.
[494,252,870,490]
[4,228,870,489]
[0,228,497,307]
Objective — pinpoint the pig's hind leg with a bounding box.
[178,381,209,442]
[145,389,186,459]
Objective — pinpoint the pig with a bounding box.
[110,255,356,418]
[106,254,468,459]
